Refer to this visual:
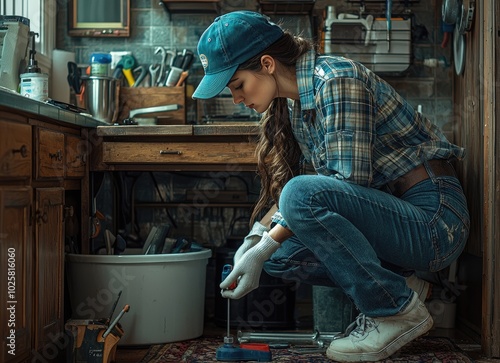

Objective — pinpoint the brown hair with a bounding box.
[238,31,314,223]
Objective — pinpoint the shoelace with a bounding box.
[343,314,379,338]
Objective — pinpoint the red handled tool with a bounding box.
[222,264,238,290]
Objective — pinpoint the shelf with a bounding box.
[346,0,420,3]
[257,0,316,15]
[159,0,222,16]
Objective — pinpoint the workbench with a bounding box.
[90,122,260,172]
[88,122,261,255]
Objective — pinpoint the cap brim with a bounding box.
[192,64,238,99]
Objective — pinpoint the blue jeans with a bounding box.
[264,161,470,317]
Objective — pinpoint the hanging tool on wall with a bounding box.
[216,264,272,362]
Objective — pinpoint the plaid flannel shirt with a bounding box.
[271,51,465,229]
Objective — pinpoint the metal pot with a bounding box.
[81,76,117,123]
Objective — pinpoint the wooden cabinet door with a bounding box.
[65,134,87,178]
[33,188,64,355]
[0,187,32,363]
[35,128,65,180]
[0,121,32,179]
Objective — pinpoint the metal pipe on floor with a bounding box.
[237,330,342,347]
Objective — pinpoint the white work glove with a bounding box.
[220,232,280,300]
[233,221,268,265]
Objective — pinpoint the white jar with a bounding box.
[20,72,49,101]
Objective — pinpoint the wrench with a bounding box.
[132,65,148,87]
[162,49,177,86]
[149,63,160,86]
[154,46,166,86]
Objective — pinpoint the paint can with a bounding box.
[20,72,49,101]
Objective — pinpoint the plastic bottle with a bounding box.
[90,52,112,77]
[19,31,49,101]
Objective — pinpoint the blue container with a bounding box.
[90,52,112,77]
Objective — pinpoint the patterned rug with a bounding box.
[138,336,473,363]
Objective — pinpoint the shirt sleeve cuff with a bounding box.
[271,209,289,229]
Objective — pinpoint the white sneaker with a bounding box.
[326,293,434,362]
[406,274,431,302]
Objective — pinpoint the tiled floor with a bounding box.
[115,322,491,363]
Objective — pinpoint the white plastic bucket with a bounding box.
[20,72,49,101]
[66,248,212,345]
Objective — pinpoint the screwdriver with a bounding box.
[217,264,272,361]
[102,304,130,339]
[221,264,237,344]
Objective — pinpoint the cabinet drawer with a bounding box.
[65,134,87,178]
[102,141,257,165]
[0,121,32,179]
[36,128,65,179]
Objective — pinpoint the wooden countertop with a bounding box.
[96,122,260,137]
[0,87,107,128]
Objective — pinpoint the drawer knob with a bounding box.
[78,153,87,164]
[71,153,87,166]
[12,145,28,158]
[159,150,182,155]
[49,149,63,161]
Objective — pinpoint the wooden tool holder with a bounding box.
[118,86,186,125]
[65,319,124,363]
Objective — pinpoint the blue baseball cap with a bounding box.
[192,11,284,99]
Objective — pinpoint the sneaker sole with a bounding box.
[326,314,434,362]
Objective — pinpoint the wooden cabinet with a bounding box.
[33,188,64,354]
[0,187,32,363]
[0,112,89,362]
